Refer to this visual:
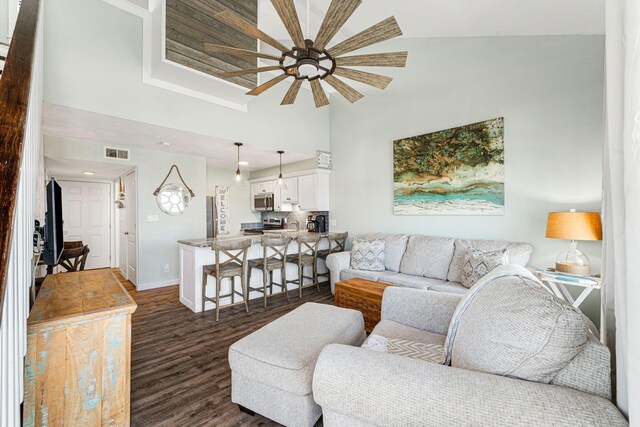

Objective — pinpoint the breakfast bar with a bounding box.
[178,231,333,313]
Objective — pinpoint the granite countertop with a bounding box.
[178,230,334,248]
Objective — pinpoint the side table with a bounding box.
[334,278,394,333]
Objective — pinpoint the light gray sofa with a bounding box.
[313,265,628,426]
[325,233,533,294]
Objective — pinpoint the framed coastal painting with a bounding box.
[393,118,505,215]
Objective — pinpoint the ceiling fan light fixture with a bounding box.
[297,61,320,78]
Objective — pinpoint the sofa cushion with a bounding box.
[350,238,385,271]
[368,319,446,347]
[399,235,456,280]
[378,274,448,290]
[445,265,589,384]
[340,268,396,283]
[426,282,468,295]
[460,248,508,288]
[229,303,365,396]
[447,239,533,282]
[364,233,409,272]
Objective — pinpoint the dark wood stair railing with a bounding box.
[0,0,41,323]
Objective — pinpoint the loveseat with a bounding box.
[325,233,533,294]
[312,265,627,426]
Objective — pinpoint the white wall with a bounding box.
[330,36,604,320]
[42,0,330,157]
[206,166,259,235]
[44,135,206,289]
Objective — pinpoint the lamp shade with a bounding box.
[545,211,602,241]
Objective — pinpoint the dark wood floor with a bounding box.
[115,271,334,427]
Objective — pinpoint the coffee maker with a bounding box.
[306,215,318,232]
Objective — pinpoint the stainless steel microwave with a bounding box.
[254,193,274,211]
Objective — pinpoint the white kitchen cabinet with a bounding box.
[281,178,298,203]
[254,181,274,194]
[273,180,293,212]
[298,172,330,211]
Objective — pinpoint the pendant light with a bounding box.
[231,142,247,187]
[277,150,284,185]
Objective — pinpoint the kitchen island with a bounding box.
[178,231,333,313]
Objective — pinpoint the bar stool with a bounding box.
[286,234,321,298]
[202,238,252,321]
[247,235,292,308]
[317,232,349,284]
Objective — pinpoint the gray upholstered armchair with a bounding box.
[312,267,628,426]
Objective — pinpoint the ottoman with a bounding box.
[229,302,366,427]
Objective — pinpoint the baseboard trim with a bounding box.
[136,279,179,291]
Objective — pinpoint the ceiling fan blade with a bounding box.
[314,0,362,51]
[271,0,305,48]
[333,67,393,90]
[335,51,408,67]
[281,79,303,105]
[323,75,363,103]
[204,44,281,61]
[218,66,283,78]
[246,74,289,96]
[328,17,402,58]
[310,79,329,108]
[214,9,289,53]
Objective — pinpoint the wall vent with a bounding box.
[104,146,130,160]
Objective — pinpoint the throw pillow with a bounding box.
[362,334,444,364]
[460,248,508,288]
[350,238,385,271]
[443,265,589,384]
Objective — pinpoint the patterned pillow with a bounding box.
[350,238,385,271]
[362,334,444,364]
[461,248,508,288]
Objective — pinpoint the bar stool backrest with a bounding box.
[261,236,292,264]
[211,238,252,275]
[296,234,321,261]
[328,232,349,255]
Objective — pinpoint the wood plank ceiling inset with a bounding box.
[165,0,259,89]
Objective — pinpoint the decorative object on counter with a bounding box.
[215,186,230,235]
[205,1,407,108]
[316,150,332,170]
[153,164,195,216]
[545,209,602,275]
[393,118,505,215]
[203,238,252,321]
[286,233,321,297]
[248,236,292,307]
[114,177,125,208]
[231,142,248,187]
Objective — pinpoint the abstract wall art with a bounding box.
[393,118,505,215]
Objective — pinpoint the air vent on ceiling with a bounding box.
[104,146,130,160]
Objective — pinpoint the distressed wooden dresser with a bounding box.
[23,270,137,426]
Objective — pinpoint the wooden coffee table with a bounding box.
[334,278,394,333]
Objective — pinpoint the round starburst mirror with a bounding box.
[156,183,191,216]
[153,165,196,216]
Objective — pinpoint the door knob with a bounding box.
[124,232,129,235]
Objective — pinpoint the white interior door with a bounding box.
[59,180,112,270]
[118,205,127,276]
[125,171,137,286]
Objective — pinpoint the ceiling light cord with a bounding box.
[277,150,284,184]
[235,142,243,181]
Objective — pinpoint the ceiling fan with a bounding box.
[204,0,407,108]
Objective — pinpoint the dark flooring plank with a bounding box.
[114,270,334,426]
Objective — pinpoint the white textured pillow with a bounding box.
[350,238,385,271]
[461,248,508,288]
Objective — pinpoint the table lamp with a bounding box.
[545,209,602,275]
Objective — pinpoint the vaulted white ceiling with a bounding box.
[258,0,604,42]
